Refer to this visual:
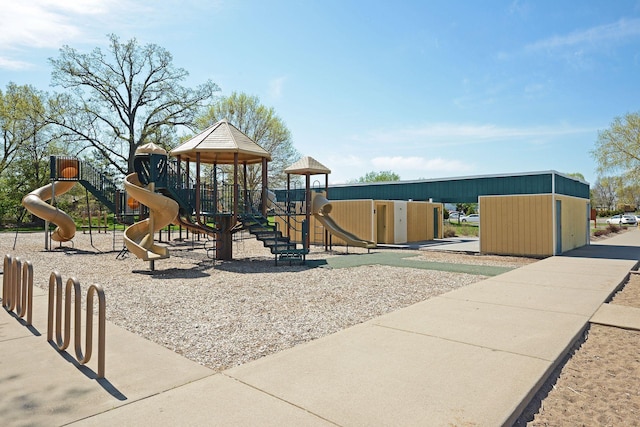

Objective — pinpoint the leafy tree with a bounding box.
[0,83,65,223]
[591,112,640,180]
[0,83,47,177]
[48,34,219,175]
[565,172,586,182]
[455,203,477,215]
[616,182,640,210]
[195,92,299,190]
[355,170,400,183]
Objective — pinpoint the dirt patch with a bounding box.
[517,274,640,426]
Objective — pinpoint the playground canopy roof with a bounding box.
[136,142,168,155]
[170,119,271,164]
[284,156,331,175]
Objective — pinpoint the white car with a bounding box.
[606,214,637,226]
[448,211,463,221]
[461,214,480,224]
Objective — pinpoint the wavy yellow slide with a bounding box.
[312,194,376,249]
[22,181,77,242]
[123,173,179,261]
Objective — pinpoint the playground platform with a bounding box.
[2,231,640,426]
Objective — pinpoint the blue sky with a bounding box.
[2,1,640,185]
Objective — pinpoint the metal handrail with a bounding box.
[47,272,106,378]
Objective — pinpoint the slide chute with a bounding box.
[123,173,179,261]
[312,194,376,249]
[22,181,77,242]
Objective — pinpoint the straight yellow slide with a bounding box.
[123,173,179,261]
[312,194,376,249]
[22,181,77,242]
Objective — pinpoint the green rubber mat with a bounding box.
[308,252,513,276]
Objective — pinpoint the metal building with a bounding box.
[279,171,589,257]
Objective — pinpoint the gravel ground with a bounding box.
[5,228,638,424]
[1,229,533,371]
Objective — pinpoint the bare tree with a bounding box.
[49,34,219,174]
[591,176,621,210]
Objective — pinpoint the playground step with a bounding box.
[279,253,303,261]
[244,221,271,230]
[276,248,309,256]
[269,247,299,254]
[260,239,298,251]
[276,249,308,265]
[240,214,307,263]
[251,229,283,238]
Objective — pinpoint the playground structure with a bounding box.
[22,179,77,242]
[21,120,380,268]
[123,170,179,262]
[275,195,443,247]
[276,156,376,249]
[312,194,376,249]
[21,156,126,248]
[20,120,456,269]
[20,156,137,251]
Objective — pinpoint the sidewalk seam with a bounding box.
[371,323,561,363]
[221,373,343,426]
[438,293,604,317]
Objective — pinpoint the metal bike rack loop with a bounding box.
[2,254,34,325]
[47,272,106,378]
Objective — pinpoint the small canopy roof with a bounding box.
[170,119,271,164]
[136,142,168,155]
[284,156,331,175]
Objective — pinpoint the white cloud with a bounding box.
[268,76,287,99]
[0,56,32,70]
[0,0,147,70]
[0,1,118,50]
[508,0,531,17]
[526,18,640,52]
[353,122,597,148]
[371,156,471,174]
[322,153,474,184]
[326,154,367,168]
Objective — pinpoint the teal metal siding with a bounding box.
[328,173,564,203]
[275,172,588,203]
[554,174,590,199]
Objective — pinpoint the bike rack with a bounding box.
[2,254,34,325]
[47,272,106,378]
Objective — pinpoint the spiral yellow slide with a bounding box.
[312,194,376,249]
[22,181,77,242]
[123,173,179,261]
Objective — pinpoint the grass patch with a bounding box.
[444,223,479,237]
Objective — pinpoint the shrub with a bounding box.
[443,227,457,238]
[606,224,622,233]
[593,229,609,237]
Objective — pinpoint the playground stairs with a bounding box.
[76,161,119,213]
[240,213,308,264]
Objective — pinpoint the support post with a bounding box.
[261,157,268,217]
[305,173,311,250]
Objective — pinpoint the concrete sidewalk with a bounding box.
[2,231,639,426]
